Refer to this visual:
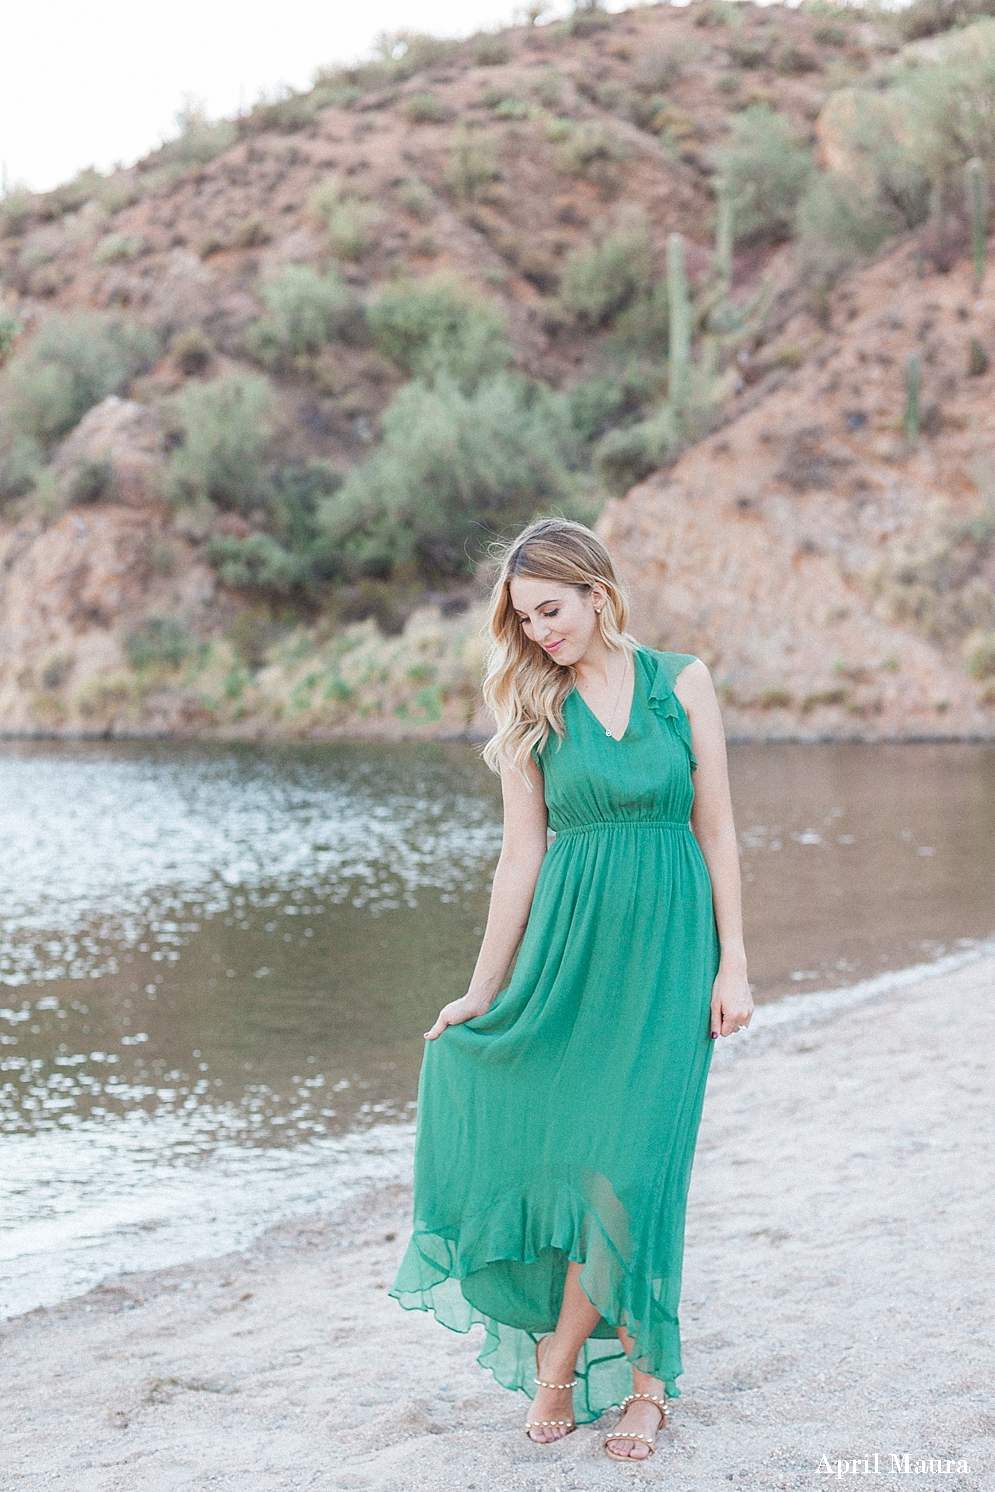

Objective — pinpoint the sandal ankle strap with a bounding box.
[534,1375,578,1390]
[619,1392,669,1421]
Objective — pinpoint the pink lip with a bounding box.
[544,640,564,653]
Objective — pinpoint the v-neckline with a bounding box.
[571,647,640,742]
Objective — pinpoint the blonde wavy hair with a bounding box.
[480,517,637,778]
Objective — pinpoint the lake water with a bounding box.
[2,739,993,1316]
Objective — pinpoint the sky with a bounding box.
[0,0,626,194]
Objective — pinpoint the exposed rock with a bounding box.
[0,504,218,737]
[597,239,995,741]
[51,396,165,509]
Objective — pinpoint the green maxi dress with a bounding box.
[390,644,719,1422]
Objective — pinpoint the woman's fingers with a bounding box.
[423,1008,451,1040]
[711,1002,753,1038]
[424,995,488,1040]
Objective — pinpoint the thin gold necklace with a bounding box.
[602,651,630,738]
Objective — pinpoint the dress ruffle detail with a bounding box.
[645,653,697,771]
[389,1178,685,1422]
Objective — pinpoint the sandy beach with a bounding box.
[3,953,993,1492]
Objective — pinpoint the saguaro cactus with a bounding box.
[715,178,734,294]
[966,157,988,293]
[667,233,692,415]
[904,354,921,447]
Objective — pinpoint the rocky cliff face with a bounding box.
[598,238,995,740]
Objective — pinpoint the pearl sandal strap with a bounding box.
[525,1419,576,1436]
[619,1392,669,1417]
[605,1431,658,1451]
[534,1375,578,1390]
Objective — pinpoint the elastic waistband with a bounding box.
[552,819,690,836]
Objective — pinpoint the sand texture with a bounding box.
[3,955,994,1491]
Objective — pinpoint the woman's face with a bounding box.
[508,574,606,667]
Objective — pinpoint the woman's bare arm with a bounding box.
[675,660,754,1039]
[424,754,549,1039]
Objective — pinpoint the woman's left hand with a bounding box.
[710,961,754,1038]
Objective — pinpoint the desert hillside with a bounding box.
[0,0,993,739]
[600,236,995,739]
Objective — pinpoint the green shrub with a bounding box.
[249,264,364,359]
[308,181,378,260]
[473,33,511,65]
[125,617,197,671]
[633,40,699,93]
[965,630,995,678]
[0,306,21,363]
[68,456,114,505]
[169,372,272,512]
[206,532,306,595]
[819,90,931,231]
[143,105,237,171]
[898,0,995,41]
[447,127,499,201]
[969,335,989,374]
[248,87,344,133]
[594,406,679,494]
[171,327,212,375]
[568,1,612,37]
[532,70,564,108]
[0,410,39,501]
[0,186,34,237]
[3,311,160,449]
[395,177,435,220]
[317,372,589,578]
[710,105,813,244]
[368,276,509,393]
[897,20,995,199]
[261,33,456,123]
[354,31,459,86]
[558,210,655,328]
[776,43,818,76]
[267,460,343,558]
[567,376,627,443]
[405,91,448,123]
[726,36,773,70]
[94,233,141,265]
[556,122,631,196]
[795,172,900,283]
[494,97,530,120]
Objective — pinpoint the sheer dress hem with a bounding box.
[388,1178,685,1423]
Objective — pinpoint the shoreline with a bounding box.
[3,940,992,1326]
[4,726,995,746]
[3,952,993,1490]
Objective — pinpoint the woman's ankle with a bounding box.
[537,1337,577,1382]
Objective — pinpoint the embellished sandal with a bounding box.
[524,1335,578,1442]
[603,1392,669,1460]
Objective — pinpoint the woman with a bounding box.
[390,517,752,1461]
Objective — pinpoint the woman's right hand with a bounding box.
[424,993,489,1040]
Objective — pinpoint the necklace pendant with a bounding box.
[605,728,612,737]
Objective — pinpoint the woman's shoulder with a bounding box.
[633,641,700,689]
